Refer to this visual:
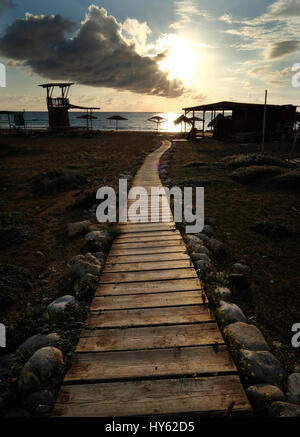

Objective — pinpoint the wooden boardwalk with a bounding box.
[53,141,251,417]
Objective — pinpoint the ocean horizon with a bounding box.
[0,111,214,132]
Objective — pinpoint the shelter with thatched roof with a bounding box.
[183,101,298,141]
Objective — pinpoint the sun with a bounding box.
[157,34,200,84]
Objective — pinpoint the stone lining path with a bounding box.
[53,140,251,417]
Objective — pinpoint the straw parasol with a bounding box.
[147,115,167,132]
[174,114,192,132]
[77,113,97,130]
[107,115,128,131]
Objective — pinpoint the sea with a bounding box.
[0,112,212,132]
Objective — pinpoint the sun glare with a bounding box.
[157,35,200,84]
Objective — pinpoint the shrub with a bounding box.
[230,165,282,183]
[221,154,291,170]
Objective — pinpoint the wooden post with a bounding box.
[261,90,268,153]
[203,111,205,137]
[289,121,300,159]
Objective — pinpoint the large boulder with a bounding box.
[47,295,78,314]
[247,384,285,409]
[216,301,247,324]
[67,221,91,237]
[287,373,300,405]
[18,347,64,392]
[240,350,286,386]
[269,401,300,417]
[17,333,61,359]
[225,322,270,351]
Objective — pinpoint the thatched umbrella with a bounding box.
[77,113,97,130]
[148,115,167,132]
[107,115,128,130]
[174,114,192,132]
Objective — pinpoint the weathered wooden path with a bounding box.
[53,141,251,417]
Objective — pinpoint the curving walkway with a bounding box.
[53,141,251,417]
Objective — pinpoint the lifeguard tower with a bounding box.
[39,83,100,130]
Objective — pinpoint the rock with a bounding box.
[228,274,250,290]
[233,263,250,272]
[269,401,300,417]
[287,373,300,405]
[240,350,286,386]
[216,301,247,324]
[215,286,231,299]
[185,235,204,252]
[202,225,214,237]
[247,384,285,408]
[69,254,101,279]
[22,390,55,412]
[67,220,90,237]
[17,333,60,360]
[82,231,109,252]
[293,365,300,373]
[194,233,210,242]
[193,246,210,256]
[47,295,78,314]
[192,253,209,262]
[92,251,105,262]
[85,230,111,245]
[18,347,64,392]
[195,260,208,272]
[206,238,224,253]
[225,322,270,351]
[0,354,19,378]
[35,404,52,416]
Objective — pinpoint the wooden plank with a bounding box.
[86,305,212,328]
[109,246,187,256]
[96,278,203,296]
[115,234,181,244]
[104,259,192,272]
[114,235,181,244]
[100,268,197,284]
[90,290,204,310]
[107,252,191,264]
[53,375,251,417]
[76,323,223,352]
[119,224,176,233]
[64,345,236,384]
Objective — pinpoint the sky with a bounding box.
[0,0,299,111]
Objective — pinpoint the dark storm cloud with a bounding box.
[0,5,184,97]
[0,0,16,12]
[265,40,300,59]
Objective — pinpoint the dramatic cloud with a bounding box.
[0,5,184,98]
[265,40,300,59]
[0,0,15,12]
